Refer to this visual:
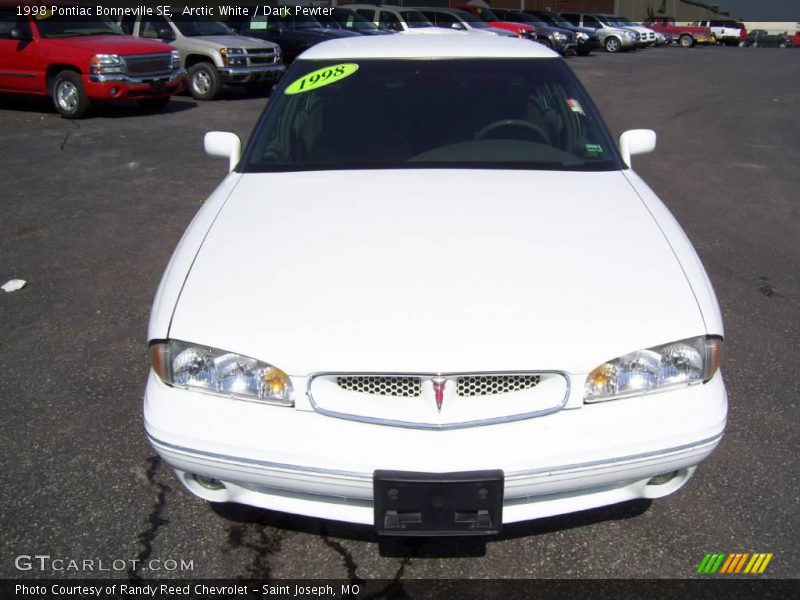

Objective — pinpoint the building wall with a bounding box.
[744,21,800,35]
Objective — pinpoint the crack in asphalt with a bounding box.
[128,455,171,581]
[364,551,415,599]
[226,522,285,579]
[60,120,79,150]
[321,532,363,583]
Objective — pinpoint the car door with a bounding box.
[0,8,41,93]
[268,15,307,63]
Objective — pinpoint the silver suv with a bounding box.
[560,12,639,52]
[120,13,284,100]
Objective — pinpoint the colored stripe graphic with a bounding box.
[698,552,773,574]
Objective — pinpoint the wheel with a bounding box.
[679,34,694,48]
[474,119,552,146]
[188,62,219,100]
[51,70,90,119]
[137,96,171,112]
[604,36,622,53]
[779,42,787,49]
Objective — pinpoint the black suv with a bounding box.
[525,10,601,55]
[226,10,358,64]
[491,8,577,55]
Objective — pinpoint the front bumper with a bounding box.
[144,371,726,528]
[579,37,601,48]
[85,69,186,99]
[553,39,577,54]
[217,64,286,85]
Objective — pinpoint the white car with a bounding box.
[145,35,727,536]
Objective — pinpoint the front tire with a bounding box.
[188,62,219,101]
[605,36,622,53]
[51,70,90,119]
[679,34,694,48]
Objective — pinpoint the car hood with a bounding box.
[46,35,173,54]
[169,170,706,375]
[307,27,361,39]
[180,35,274,49]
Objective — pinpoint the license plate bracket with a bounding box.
[374,470,503,536]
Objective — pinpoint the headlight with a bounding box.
[553,32,568,40]
[584,336,722,403]
[89,54,123,74]
[170,50,181,70]
[577,32,589,41]
[149,340,294,406]
[220,47,247,67]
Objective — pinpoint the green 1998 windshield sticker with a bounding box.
[585,144,604,154]
[284,64,359,95]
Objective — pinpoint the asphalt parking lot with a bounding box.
[1,45,798,582]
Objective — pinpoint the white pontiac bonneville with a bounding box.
[145,35,726,535]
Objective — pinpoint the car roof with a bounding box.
[299,34,559,59]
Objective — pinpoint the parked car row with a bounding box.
[1,2,783,119]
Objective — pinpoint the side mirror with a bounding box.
[204,131,242,172]
[157,27,175,41]
[10,28,33,41]
[618,129,656,167]
[451,22,466,31]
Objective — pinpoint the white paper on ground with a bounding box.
[2,279,27,292]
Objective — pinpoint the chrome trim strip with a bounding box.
[0,72,36,77]
[89,69,185,85]
[218,65,285,75]
[147,432,724,482]
[505,433,724,478]
[147,433,370,480]
[306,370,571,430]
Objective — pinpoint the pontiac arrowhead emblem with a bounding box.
[432,378,447,412]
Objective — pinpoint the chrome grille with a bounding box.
[247,48,278,65]
[457,375,540,397]
[124,54,173,76]
[336,376,421,397]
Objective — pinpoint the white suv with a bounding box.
[692,19,744,46]
[348,4,461,35]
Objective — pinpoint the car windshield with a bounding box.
[472,6,501,22]
[290,13,324,30]
[33,12,123,37]
[242,59,622,172]
[399,10,434,28]
[501,12,543,26]
[537,13,572,28]
[329,9,380,30]
[171,15,233,36]
[450,11,490,28]
[614,19,637,28]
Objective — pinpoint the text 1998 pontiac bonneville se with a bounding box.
[145,35,726,535]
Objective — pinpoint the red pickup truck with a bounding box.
[0,2,186,118]
[642,16,715,47]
